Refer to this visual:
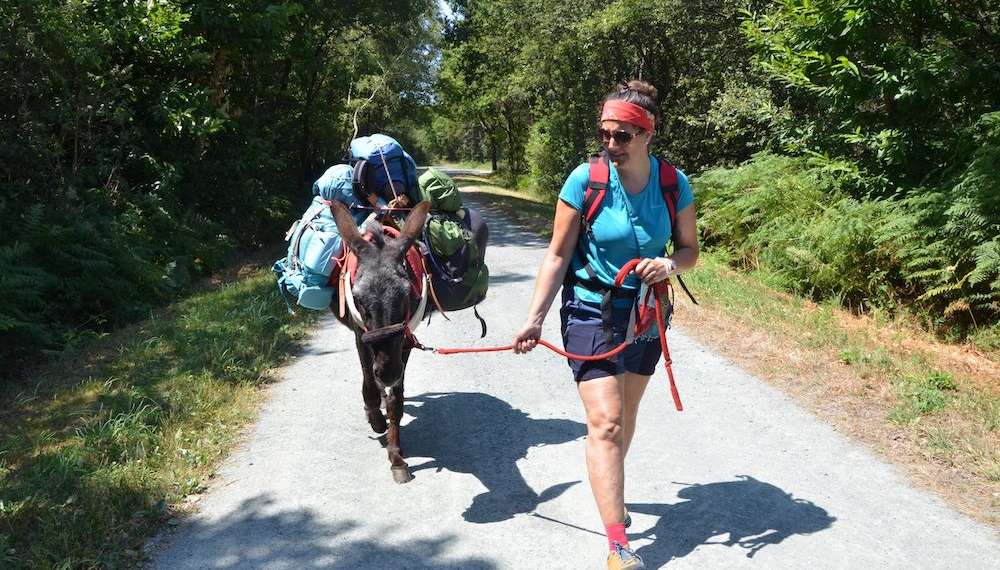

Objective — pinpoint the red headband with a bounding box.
[601,100,655,131]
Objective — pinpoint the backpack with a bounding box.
[312,163,383,225]
[349,134,421,206]
[273,196,342,311]
[575,151,697,305]
[418,168,489,312]
[273,165,366,312]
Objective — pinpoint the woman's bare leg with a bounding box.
[622,372,651,457]
[578,374,627,525]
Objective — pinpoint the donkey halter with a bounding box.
[340,226,428,344]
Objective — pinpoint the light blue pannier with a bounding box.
[273,164,377,311]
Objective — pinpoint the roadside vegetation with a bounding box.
[1,1,440,367]
[7,2,995,371]
[0,267,315,568]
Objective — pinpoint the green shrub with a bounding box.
[900,113,1000,326]
[969,324,1000,356]
[926,371,958,392]
[526,120,575,197]
[697,153,911,310]
[696,147,1000,331]
[889,371,959,425]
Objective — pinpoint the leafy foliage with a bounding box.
[0,0,437,367]
[744,0,1000,190]
[697,139,1000,330]
[4,0,999,362]
[697,153,914,311]
[432,0,773,188]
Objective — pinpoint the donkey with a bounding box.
[329,200,431,483]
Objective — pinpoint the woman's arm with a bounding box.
[668,203,699,271]
[635,203,699,284]
[513,200,581,353]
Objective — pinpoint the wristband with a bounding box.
[658,257,679,276]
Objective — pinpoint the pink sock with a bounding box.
[605,523,628,551]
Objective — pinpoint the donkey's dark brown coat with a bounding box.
[330,201,430,483]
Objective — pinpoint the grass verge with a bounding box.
[434,160,493,171]
[0,263,316,568]
[457,174,1000,528]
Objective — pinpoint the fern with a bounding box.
[696,137,1000,333]
[0,243,57,361]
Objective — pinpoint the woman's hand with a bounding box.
[634,257,676,285]
[513,321,542,354]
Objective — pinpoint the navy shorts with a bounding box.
[559,287,663,381]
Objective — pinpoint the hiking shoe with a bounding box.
[607,542,645,570]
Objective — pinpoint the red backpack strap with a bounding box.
[657,157,680,234]
[567,152,613,289]
[656,156,699,305]
[582,152,611,226]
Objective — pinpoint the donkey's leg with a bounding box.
[363,378,388,434]
[386,344,413,483]
[384,382,411,483]
[355,334,387,434]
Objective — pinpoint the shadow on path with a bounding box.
[403,392,585,524]
[153,494,497,569]
[297,346,350,357]
[629,475,835,567]
[487,272,535,285]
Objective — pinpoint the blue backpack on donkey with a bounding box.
[273,164,374,312]
[349,134,421,207]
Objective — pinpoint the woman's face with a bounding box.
[598,120,650,166]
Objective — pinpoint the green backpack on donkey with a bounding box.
[419,168,489,312]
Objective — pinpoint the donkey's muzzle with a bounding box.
[361,322,406,344]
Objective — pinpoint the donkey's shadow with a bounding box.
[630,475,836,567]
[402,392,585,523]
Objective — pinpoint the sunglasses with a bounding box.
[597,128,639,145]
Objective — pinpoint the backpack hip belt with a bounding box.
[563,271,641,345]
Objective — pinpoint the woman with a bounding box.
[513,80,699,570]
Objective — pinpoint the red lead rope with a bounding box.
[424,259,684,411]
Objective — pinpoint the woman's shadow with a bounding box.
[628,475,836,567]
[402,392,586,524]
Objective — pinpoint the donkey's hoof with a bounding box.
[391,465,413,484]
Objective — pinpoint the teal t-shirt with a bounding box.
[559,155,694,305]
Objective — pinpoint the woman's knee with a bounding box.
[586,409,625,443]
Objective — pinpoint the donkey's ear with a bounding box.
[390,201,430,260]
[399,201,431,243]
[330,201,371,254]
